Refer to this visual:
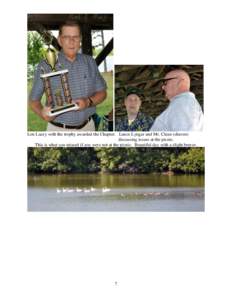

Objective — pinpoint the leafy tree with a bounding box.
[169,148,204,174]
[27,32,45,78]
[28,147,205,174]
[28,148,100,174]
[96,148,177,173]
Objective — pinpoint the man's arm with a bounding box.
[29,100,55,122]
[75,90,107,110]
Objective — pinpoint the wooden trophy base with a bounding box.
[48,103,79,117]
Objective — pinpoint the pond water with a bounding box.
[28,173,204,212]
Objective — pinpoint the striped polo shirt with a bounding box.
[30,51,107,126]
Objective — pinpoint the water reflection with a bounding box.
[28,173,204,189]
[28,173,204,212]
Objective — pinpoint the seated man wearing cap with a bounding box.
[115,89,153,131]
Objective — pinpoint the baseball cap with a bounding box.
[125,87,142,98]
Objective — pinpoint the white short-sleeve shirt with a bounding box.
[150,92,203,131]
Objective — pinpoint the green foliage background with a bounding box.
[27,32,45,78]
[28,147,205,174]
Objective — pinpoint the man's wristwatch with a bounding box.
[87,97,94,107]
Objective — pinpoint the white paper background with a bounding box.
[1,0,232,299]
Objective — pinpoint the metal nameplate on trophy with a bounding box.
[40,46,79,117]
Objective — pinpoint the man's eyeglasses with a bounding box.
[61,35,80,42]
[162,77,178,86]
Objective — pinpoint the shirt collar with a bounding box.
[171,91,194,102]
[58,50,78,64]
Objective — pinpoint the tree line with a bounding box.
[28,147,204,174]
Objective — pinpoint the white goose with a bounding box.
[102,187,111,193]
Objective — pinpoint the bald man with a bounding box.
[150,69,203,131]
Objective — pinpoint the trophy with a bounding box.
[40,46,79,117]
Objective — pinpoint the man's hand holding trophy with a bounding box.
[40,45,79,117]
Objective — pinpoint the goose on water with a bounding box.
[102,187,111,193]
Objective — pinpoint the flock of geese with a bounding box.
[55,187,203,198]
[55,187,165,197]
[56,187,111,194]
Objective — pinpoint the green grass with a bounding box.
[96,72,113,117]
[27,71,113,131]
[28,81,47,131]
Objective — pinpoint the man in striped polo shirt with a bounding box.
[29,20,107,131]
